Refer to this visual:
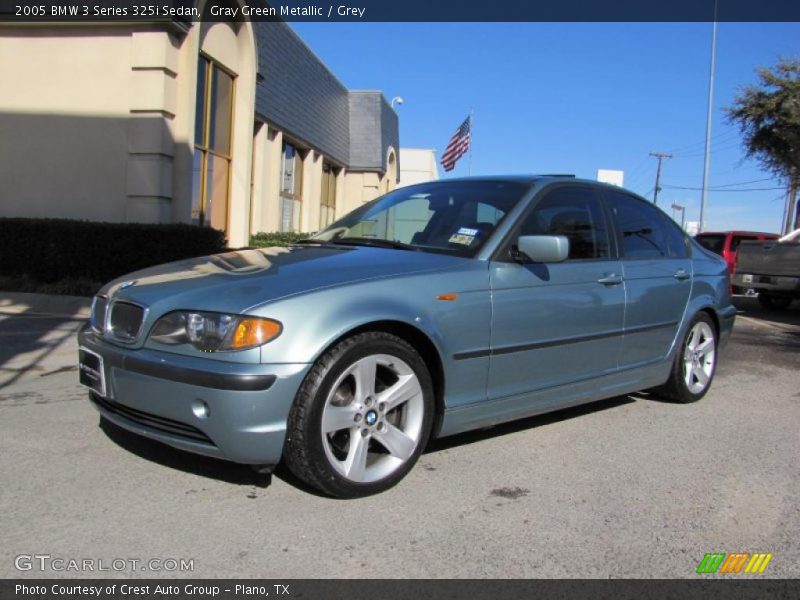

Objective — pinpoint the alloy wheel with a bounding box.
[320,354,425,483]
[683,321,716,395]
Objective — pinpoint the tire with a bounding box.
[283,331,434,498]
[655,312,718,403]
[757,293,792,310]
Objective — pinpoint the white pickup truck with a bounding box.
[732,228,800,309]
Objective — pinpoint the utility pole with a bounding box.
[650,151,672,206]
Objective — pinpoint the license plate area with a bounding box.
[742,274,753,283]
[79,347,106,398]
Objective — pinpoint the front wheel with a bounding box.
[655,313,718,403]
[284,332,434,498]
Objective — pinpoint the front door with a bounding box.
[488,185,625,401]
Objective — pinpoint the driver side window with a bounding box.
[519,186,611,260]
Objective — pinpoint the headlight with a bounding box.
[150,311,282,352]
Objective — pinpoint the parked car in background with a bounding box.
[731,228,800,309]
[79,176,736,498]
[695,230,779,293]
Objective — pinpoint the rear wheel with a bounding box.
[284,332,434,498]
[655,313,717,403]
[757,293,792,310]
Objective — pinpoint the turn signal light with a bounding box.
[232,318,283,349]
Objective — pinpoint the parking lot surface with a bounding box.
[1,294,798,578]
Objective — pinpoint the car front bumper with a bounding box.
[78,327,311,465]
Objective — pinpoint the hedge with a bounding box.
[249,231,311,247]
[0,218,227,286]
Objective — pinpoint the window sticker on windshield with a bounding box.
[457,227,479,236]
[449,232,475,245]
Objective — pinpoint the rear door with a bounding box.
[604,191,693,368]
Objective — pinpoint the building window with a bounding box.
[320,162,337,229]
[280,141,303,232]
[192,55,234,230]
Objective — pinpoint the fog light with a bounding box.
[192,400,210,419]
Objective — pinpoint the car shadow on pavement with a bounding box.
[98,417,272,488]
[425,395,634,453]
[97,396,638,496]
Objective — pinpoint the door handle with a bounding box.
[674,269,691,281]
[597,274,623,285]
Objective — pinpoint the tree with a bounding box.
[726,57,800,233]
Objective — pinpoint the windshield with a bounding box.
[695,234,725,256]
[312,180,530,257]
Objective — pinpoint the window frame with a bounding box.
[279,139,305,232]
[601,189,691,260]
[193,53,236,230]
[319,161,338,229]
[493,182,619,263]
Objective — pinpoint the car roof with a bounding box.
[696,230,779,237]
[438,174,633,188]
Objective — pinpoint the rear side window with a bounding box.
[730,236,757,252]
[606,192,688,259]
[695,234,726,256]
[520,186,611,260]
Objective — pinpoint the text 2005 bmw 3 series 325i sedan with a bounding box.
[78,176,736,498]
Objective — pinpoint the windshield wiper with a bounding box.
[328,237,420,251]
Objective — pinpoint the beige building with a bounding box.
[398,148,440,188]
[0,1,400,247]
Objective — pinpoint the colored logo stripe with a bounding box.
[745,553,773,574]
[720,553,749,573]
[697,553,726,574]
[697,552,773,574]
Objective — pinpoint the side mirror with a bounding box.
[514,235,569,263]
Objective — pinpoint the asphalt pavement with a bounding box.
[0,293,798,578]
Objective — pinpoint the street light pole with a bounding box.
[699,1,719,233]
[671,203,686,230]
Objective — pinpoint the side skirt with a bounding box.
[436,360,671,438]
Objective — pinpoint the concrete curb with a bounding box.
[0,291,91,319]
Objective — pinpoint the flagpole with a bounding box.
[467,107,474,176]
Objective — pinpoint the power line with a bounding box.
[705,177,774,188]
[662,184,784,192]
[666,128,739,155]
[676,141,743,159]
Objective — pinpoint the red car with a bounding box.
[695,230,780,292]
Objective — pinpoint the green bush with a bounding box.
[249,231,311,247]
[0,218,227,289]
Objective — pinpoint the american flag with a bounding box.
[440,116,471,172]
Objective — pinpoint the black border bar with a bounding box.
[2,0,800,23]
[3,579,800,600]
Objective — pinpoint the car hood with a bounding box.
[102,244,467,314]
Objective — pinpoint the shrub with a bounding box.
[0,218,227,287]
[249,231,311,247]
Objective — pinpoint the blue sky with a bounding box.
[291,22,800,233]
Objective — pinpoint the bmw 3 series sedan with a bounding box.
[79,176,735,497]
